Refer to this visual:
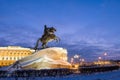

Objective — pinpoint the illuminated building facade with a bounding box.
[93,60,111,65]
[0,46,35,67]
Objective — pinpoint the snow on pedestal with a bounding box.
[10,47,71,70]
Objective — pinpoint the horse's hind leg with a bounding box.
[34,38,41,50]
[41,43,45,49]
[41,42,47,49]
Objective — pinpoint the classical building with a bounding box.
[0,46,35,67]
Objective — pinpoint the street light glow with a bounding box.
[81,59,85,62]
[98,57,102,60]
[74,54,80,59]
[104,52,107,56]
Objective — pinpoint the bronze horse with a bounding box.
[34,25,60,50]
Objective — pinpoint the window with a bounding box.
[6,57,8,60]
[28,53,31,55]
[10,57,12,60]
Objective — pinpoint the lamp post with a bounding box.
[81,58,85,65]
[104,52,107,61]
[103,52,107,65]
[70,58,74,64]
[98,57,102,60]
[98,57,102,66]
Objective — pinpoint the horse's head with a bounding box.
[50,27,56,32]
[46,27,56,34]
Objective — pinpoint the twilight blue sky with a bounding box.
[0,0,120,60]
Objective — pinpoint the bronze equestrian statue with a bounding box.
[34,25,60,50]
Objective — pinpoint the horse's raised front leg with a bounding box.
[55,36,60,42]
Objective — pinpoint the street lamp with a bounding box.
[104,52,107,61]
[98,57,102,65]
[81,58,85,62]
[70,58,74,64]
[103,52,108,65]
[81,58,85,66]
[98,57,102,61]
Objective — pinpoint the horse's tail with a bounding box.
[34,38,41,50]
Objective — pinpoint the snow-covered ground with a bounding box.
[0,70,120,80]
